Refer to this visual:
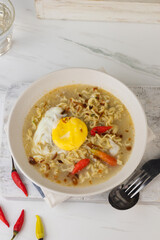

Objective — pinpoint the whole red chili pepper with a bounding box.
[91,149,117,166]
[11,209,25,240]
[90,126,112,136]
[11,157,28,197]
[0,207,9,227]
[72,159,90,174]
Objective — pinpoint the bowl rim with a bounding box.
[7,67,148,196]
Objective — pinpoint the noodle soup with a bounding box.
[23,85,134,187]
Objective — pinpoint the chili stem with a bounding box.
[11,232,17,240]
[11,157,16,171]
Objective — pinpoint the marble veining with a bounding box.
[62,37,160,78]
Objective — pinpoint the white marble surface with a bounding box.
[0,0,160,239]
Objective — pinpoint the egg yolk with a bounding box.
[52,117,88,151]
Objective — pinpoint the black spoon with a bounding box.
[108,185,139,210]
[108,159,160,210]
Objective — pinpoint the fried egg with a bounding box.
[52,117,88,151]
[32,107,66,155]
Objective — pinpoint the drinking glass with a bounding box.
[0,0,15,56]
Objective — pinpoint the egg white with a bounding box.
[32,107,66,157]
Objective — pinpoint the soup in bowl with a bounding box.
[23,84,134,187]
[8,68,147,196]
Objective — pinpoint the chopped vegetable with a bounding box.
[126,146,132,151]
[0,207,9,227]
[91,149,117,166]
[71,159,90,174]
[108,139,120,156]
[36,215,44,240]
[90,126,112,136]
[71,176,78,185]
[11,209,25,240]
[29,156,37,165]
[11,157,28,197]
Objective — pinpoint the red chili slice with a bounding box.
[71,159,90,174]
[90,126,112,136]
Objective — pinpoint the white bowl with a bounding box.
[8,68,147,196]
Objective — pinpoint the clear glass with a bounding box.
[0,0,15,56]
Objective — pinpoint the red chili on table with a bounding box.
[11,209,25,240]
[11,157,28,197]
[0,207,9,227]
[71,159,90,174]
[90,126,112,136]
